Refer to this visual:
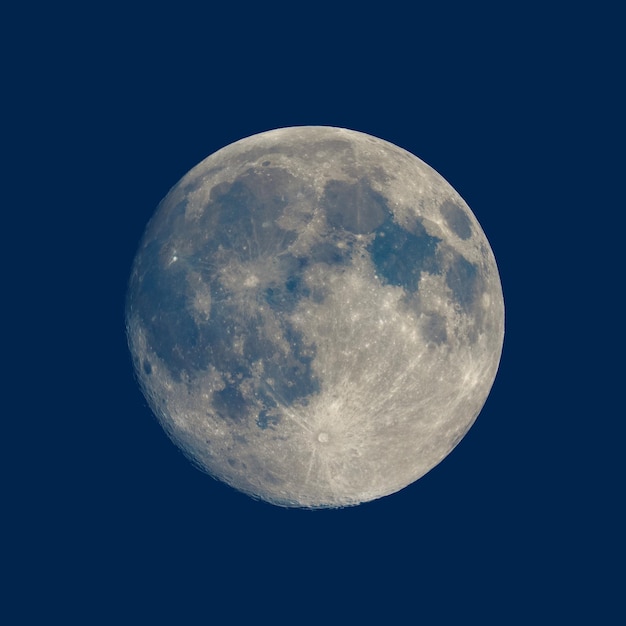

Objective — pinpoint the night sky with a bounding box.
[6,3,621,623]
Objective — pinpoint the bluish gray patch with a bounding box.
[143,308,204,381]
[143,359,152,375]
[180,166,224,196]
[310,241,352,265]
[264,254,311,313]
[256,409,279,430]
[203,295,318,422]
[265,278,310,312]
[203,296,254,379]
[422,313,448,344]
[440,200,472,240]
[446,254,479,312]
[323,179,387,234]
[310,138,353,153]
[237,143,299,164]
[204,168,298,258]
[261,321,319,406]
[242,326,276,364]
[285,275,300,292]
[131,238,211,381]
[213,384,248,421]
[261,471,282,486]
[368,215,441,292]
[255,382,279,418]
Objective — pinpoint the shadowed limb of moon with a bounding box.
[126,126,504,509]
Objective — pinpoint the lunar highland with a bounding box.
[126,126,504,508]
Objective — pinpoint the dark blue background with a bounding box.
[6,2,621,623]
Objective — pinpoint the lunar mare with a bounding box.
[126,126,504,508]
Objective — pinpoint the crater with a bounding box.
[440,200,472,240]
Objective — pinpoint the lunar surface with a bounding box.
[126,126,504,508]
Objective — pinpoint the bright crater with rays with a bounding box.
[126,126,504,508]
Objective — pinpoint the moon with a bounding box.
[126,126,504,508]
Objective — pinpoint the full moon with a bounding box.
[126,126,504,508]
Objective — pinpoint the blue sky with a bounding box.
[5,2,621,623]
